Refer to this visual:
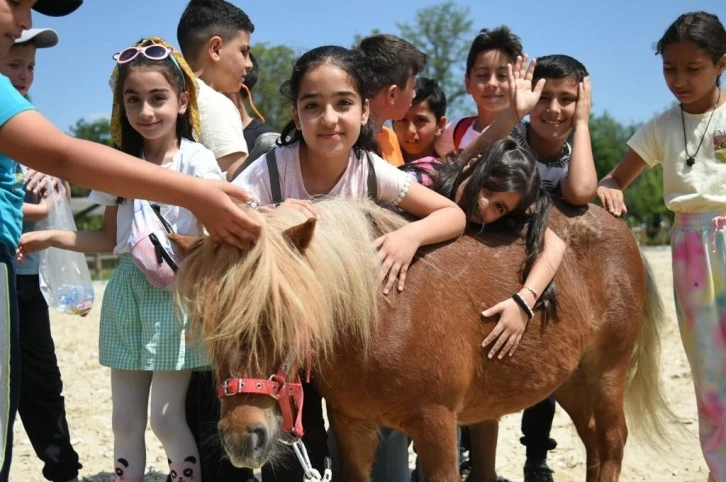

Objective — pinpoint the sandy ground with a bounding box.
[10,246,709,481]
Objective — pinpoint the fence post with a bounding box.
[94,254,102,280]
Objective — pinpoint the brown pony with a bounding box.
[173,197,672,482]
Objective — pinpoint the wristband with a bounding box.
[512,293,534,320]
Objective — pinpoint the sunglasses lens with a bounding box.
[118,48,139,63]
[145,45,169,59]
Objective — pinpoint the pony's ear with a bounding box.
[282,217,317,253]
[168,233,205,258]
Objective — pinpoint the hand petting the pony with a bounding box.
[374,225,421,295]
[481,293,533,359]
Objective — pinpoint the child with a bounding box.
[176,0,253,178]
[597,11,726,481]
[234,45,466,482]
[18,38,225,482]
[392,76,447,163]
[0,27,82,482]
[463,54,596,481]
[356,33,427,167]
[0,2,258,480]
[510,54,597,206]
[435,26,523,156]
[408,54,567,481]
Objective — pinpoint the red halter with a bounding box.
[217,360,306,439]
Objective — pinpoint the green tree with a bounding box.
[352,28,382,47]
[396,2,473,117]
[68,117,113,198]
[69,117,113,147]
[249,42,297,132]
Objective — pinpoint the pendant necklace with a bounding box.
[681,91,721,167]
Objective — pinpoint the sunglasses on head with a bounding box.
[113,45,172,64]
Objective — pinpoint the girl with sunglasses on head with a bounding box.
[16,37,223,482]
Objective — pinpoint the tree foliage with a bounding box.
[68,118,113,197]
[249,42,297,132]
[396,1,473,118]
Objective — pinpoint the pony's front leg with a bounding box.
[328,410,379,482]
[407,407,459,482]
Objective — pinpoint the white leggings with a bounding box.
[111,369,201,482]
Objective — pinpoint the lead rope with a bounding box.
[292,439,333,481]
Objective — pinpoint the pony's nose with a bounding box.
[244,423,268,456]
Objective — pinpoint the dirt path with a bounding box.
[11,247,708,481]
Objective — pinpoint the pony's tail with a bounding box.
[624,252,680,445]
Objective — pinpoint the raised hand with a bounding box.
[507,54,546,121]
[573,76,592,128]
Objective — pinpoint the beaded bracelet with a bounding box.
[512,293,535,320]
[517,284,538,300]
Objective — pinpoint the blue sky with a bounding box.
[27,0,726,133]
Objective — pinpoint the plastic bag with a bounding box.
[35,179,95,316]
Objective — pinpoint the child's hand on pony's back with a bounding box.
[374,224,421,295]
[481,297,529,359]
[597,180,628,217]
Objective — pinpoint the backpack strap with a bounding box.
[365,151,378,200]
[453,116,477,150]
[266,149,283,205]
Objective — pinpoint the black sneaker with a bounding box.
[523,459,554,482]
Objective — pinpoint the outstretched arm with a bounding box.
[481,228,566,359]
[0,111,260,246]
[16,206,118,263]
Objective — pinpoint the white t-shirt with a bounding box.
[233,142,411,206]
[196,77,248,162]
[88,139,224,254]
[628,102,726,213]
[434,116,480,157]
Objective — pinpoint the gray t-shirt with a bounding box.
[511,121,571,198]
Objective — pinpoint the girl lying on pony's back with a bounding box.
[403,137,566,359]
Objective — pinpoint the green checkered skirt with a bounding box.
[99,255,210,370]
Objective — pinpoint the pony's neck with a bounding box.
[299,143,350,195]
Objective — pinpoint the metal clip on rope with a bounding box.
[294,440,332,481]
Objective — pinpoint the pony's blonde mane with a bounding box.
[176,198,408,376]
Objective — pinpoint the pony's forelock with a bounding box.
[175,198,408,378]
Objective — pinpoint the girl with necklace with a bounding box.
[597,11,726,481]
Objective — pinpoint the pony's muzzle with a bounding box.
[220,422,270,469]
